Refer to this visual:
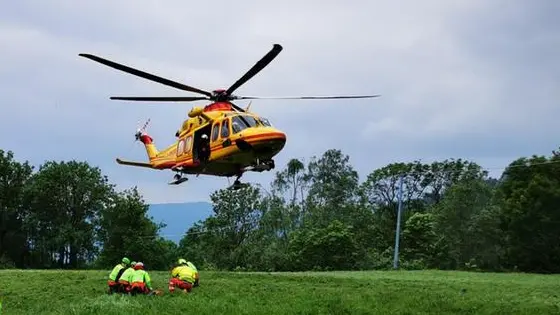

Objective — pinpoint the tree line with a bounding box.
[1,147,559,273]
[0,151,176,270]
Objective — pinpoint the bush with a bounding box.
[0,254,15,269]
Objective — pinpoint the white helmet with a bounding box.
[201,134,208,139]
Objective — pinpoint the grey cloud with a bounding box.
[1,0,558,203]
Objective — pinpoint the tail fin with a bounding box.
[135,131,159,160]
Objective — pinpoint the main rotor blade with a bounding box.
[110,96,209,102]
[225,44,283,96]
[236,95,381,100]
[79,53,213,97]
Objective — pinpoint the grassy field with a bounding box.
[1,269,559,314]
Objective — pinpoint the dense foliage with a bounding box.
[1,146,559,273]
[0,151,173,270]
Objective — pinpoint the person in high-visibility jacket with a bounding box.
[186,261,200,287]
[118,261,137,293]
[168,258,196,293]
[107,257,131,294]
[129,262,153,295]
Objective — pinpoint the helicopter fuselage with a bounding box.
[135,101,286,178]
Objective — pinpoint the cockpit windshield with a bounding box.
[231,114,272,133]
[241,115,258,127]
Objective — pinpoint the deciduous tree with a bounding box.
[24,160,112,268]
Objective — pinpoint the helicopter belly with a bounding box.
[245,137,286,157]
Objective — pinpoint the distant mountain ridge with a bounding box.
[147,202,214,244]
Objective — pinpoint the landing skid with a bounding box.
[168,159,275,188]
[228,159,275,190]
[244,159,275,173]
[169,173,188,185]
[169,178,188,185]
[229,180,250,190]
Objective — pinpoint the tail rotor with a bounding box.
[135,118,151,141]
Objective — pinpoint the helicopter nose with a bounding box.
[235,130,286,155]
[262,132,287,153]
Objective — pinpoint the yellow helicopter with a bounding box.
[79,44,380,189]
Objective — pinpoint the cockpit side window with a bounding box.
[231,116,248,134]
[259,117,271,126]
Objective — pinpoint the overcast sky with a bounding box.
[1,0,558,204]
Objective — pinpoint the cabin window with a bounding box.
[184,136,192,153]
[221,119,230,138]
[211,123,220,142]
[177,139,185,156]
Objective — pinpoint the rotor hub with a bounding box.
[211,89,231,102]
[212,89,240,102]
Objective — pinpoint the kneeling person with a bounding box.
[169,259,195,293]
[118,261,137,293]
[130,262,153,295]
[107,257,130,294]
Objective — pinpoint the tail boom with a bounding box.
[116,130,171,170]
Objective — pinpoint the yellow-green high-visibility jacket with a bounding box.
[131,269,152,290]
[171,265,195,283]
[109,263,126,282]
[119,267,135,283]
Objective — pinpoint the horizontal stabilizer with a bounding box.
[116,158,154,168]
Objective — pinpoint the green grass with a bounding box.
[1,269,559,314]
